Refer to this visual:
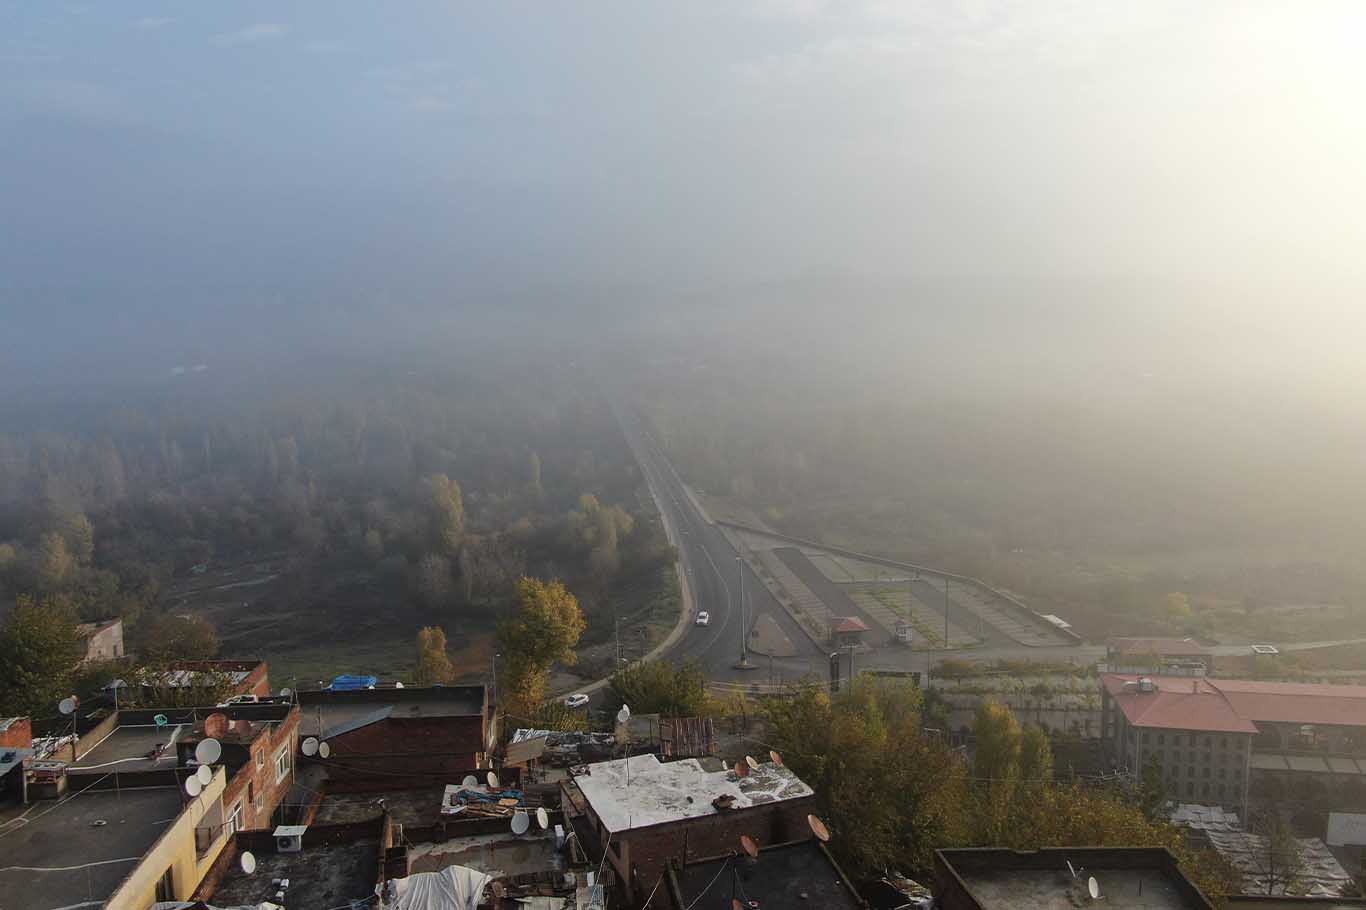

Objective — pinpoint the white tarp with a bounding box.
[1326,812,1366,847]
[385,865,492,910]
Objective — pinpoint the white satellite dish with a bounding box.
[511,811,530,835]
[616,704,631,725]
[1087,877,1100,900]
[185,776,203,797]
[196,764,213,785]
[318,741,331,759]
[302,737,319,757]
[58,696,78,716]
[745,755,759,771]
[395,682,404,689]
[195,738,222,765]
[462,775,479,789]
[280,687,293,699]
[240,851,257,875]
[536,807,549,830]
[487,771,499,789]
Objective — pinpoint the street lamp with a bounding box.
[735,554,752,669]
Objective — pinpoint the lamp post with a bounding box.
[735,554,752,669]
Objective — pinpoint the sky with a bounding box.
[3,2,1366,382]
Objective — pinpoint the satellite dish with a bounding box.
[807,814,831,843]
[734,761,749,778]
[302,737,319,757]
[280,687,293,699]
[205,713,229,739]
[740,835,760,858]
[1088,877,1100,900]
[58,696,78,716]
[196,764,213,785]
[616,704,631,725]
[195,738,222,765]
[745,755,759,770]
[769,750,783,766]
[240,851,257,875]
[185,775,203,797]
[462,775,479,789]
[536,807,549,830]
[487,771,499,789]
[511,811,530,835]
[318,741,331,758]
[395,682,404,689]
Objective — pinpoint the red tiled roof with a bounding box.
[830,616,870,634]
[1102,675,1258,734]
[1107,637,1211,657]
[1103,674,1366,733]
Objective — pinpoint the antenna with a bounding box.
[318,741,331,758]
[536,807,549,830]
[740,835,759,858]
[511,811,530,835]
[240,851,257,875]
[745,755,759,771]
[461,775,479,789]
[58,696,78,716]
[185,775,203,797]
[487,771,499,789]
[196,764,213,786]
[1088,877,1100,900]
[195,738,222,766]
[302,737,319,757]
[769,750,783,766]
[807,814,831,843]
[205,713,229,739]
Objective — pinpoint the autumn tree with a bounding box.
[973,699,1022,781]
[496,578,585,720]
[0,594,82,717]
[137,613,220,664]
[602,659,708,720]
[418,473,465,556]
[1018,725,1054,783]
[415,626,456,685]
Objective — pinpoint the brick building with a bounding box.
[297,686,493,783]
[563,754,817,905]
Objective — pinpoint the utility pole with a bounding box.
[944,578,950,649]
[615,615,622,668]
[735,554,752,669]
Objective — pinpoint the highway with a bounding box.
[613,403,825,680]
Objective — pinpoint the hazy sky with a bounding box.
[3,2,1366,367]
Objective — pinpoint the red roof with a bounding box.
[830,616,871,634]
[1103,674,1366,733]
[1107,637,1211,657]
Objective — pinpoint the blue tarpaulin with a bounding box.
[329,674,378,691]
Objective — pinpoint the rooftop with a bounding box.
[1204,831,1356,898]
[1104,674,1366,732]
[68,722,189,772]
[937,847,1213,910]
[674,840,861,910]
[406,827,564,879]
[209,839,380,910]
[572,754,813,834]
[310,787,448,829]
[0,786,186,910]
[297,686,486,739]
[830,616,871,634]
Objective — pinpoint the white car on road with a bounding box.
[564,693,590,709]
[695,611,710,626]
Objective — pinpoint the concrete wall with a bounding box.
[106,767,231,910]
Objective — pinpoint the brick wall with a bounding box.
[0,717,32,749]
[324,716,485,779]
[219,709,300,832]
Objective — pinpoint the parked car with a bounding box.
[564,693,590,709]
[695,611,710,626]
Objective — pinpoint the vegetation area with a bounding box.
[766,679,1239,901]
[0,354,676,708]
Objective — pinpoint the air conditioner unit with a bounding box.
[273,824,307,853]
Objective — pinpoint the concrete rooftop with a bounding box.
[677,841,861,910]
[69,723,188,772]
[210,840,380,910]
[0,786,185,910]
[572,755,812,834]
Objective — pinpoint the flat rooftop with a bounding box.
[939,848,1212,910]
[297,687,485,739]
[0,786,185,910]
[210,840,379,910]
[676,841,861,910]
[572,755,812,834]
[69,723,188,772]
[311,787,448,829]
[406,828,563,879]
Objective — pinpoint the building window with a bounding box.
[1158,734,1165,745]
[155,867,175,902]
[1220,737,1228,749]
[256,749,265,769]
[227,802,242,836]
[249,781,259,808]
[1185,782,1193,797]
[1217,784,1226,798]
[275,747,290,783]
[1173,734,1183,746]
[1218,768,1226,780]
[1203,766,1210,778]
[1203,736,1211,748]
[1142,731,1150,744]
[1202,782,1210,797]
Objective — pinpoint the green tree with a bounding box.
[137,614,220,664]
[1140,752,1167,819]
[415,626,456,685]
[0,594,82,717]
[602,659,708,720]
[1019,725,1053,782]
[419,473,465,555]
[497,578,586,720]
[973,699,1022,781]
